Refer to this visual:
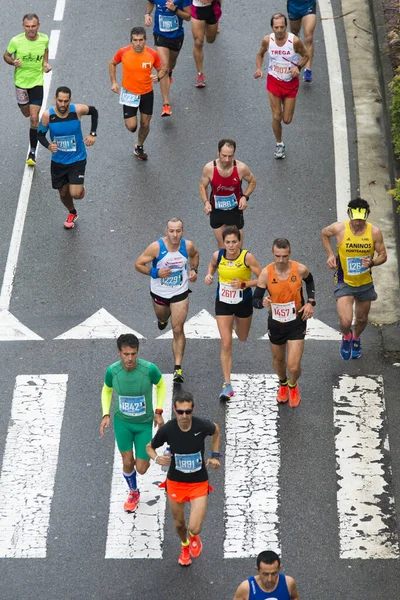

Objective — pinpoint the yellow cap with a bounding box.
[348,207,368,220]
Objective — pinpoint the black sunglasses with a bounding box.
[175,409,193,415]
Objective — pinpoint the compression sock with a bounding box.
[342,332,352,341]
[181,539,189,546]
[174,365,181,371]
[279,379,288,386]
[29,127,38,151]
[123,469,137,491]
[288,382,297,389]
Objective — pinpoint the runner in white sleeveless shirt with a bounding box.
[135,217,199,383]
[254,13,308,159]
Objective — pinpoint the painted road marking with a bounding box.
[224,374,280,558]
[334,375,400,559]
[48,30,60,60]
[0,374,68,558]
[55,308,145,340]
[319,0,351,221]
[157,309,237,339]
[258,317,341,341]
[54,0,66,21]
[105,375,173,559]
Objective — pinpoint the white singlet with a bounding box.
[268,32,299,82]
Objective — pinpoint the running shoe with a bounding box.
[178,544,192,566]
[276,384,289,403]
[274,143,286,159]
[289,385,301,408]
[351,337,362,359]
[340,331,352,360]
[219,382,234,401]
[161,104,172,117]
[303,69,313,83]
[134,145,148,161]
[124,489,140,512]
[173,368,184,383]
[157,319,169,331]
[63,212,78,229]
[195,73,206,88]
[189,534,203,558]
[26,150,36,166]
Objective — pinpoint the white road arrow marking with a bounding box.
[156,309,237,340]
[54,308,145,340]
[258,317,341,341]
[0,309,43,341]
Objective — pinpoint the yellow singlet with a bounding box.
[335,221,374,287]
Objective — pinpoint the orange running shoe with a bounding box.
[276,384,289,403]
[289,385,301,408]
[178,543,192,566]
[124,490,140,512]
[161,103,172,117]
[189,534,203,558]
[63,212,78,229]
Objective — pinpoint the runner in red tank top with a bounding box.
[199,138,256,248]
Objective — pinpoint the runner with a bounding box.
[37,86,98,229]
[233,550,300,600]
[135,218,199,383]
[253,238,316,408]
[191,0,222,87]
[199,138,256,248]
[205,226,262,401]
[144,0,191,116]
[254,13,309,159]
[4,13,51,166]
[146,390,221,566]
[321,197,387,360]
[109,26,167,160]
[100,334,166,513]
[287,0,317,83]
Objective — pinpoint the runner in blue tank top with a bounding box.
[233,550,299,600]
[38,86,98,229]
[287,1,318,83]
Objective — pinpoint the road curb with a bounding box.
[367,0,400,352]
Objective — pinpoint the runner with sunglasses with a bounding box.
[146,389,221,566]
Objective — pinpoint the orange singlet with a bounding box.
[266,261,304,314]
[113,45,161,95]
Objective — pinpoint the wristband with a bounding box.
[150,267,159,278]
[240,281,246,290]
[172,5,178,12]
[103,413,110,418]
[370,259,375,267]
[191,267,198,274]
[243,194,249,201]
[211,451,221,458]
[155,409,163,415]
[297,64,302,71]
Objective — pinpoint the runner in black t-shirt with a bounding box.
[146,389,221,566]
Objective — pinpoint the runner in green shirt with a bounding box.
[3,13,51,166]
[100,333,166,512]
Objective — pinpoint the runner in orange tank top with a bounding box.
[253,238,316,408]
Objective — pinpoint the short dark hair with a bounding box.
[23,13,39,22]
[272,238,290,250]
[56,86,71,98]
[131,26,146,39]
[257,550,281,569]
[270,13,287,27]
[173,390,194,408]
[166,217,183,228]
[222,225,241,241]
[347,197,370,213]
[117,333,139,351]
[218,138,236,153]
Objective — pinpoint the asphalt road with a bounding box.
[0,0,399,599]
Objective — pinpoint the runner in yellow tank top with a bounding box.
[322,198,387,360]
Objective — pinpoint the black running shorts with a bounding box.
[51,159,86,189]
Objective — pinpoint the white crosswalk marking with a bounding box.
[105,375,173,559]
[334,375,400,559]
[0,374,68,558]
[224,374,280,558]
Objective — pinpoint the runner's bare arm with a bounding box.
[108,58,120,93]
[293,36,309,69]
[233,580,250,600]
[321,222,344,269]
[253,268,272,308]
[206,423,221,469]
[43,47,51,72]
[204,251,219,284]
[287,576,300,600]
[3,49,19,66]
[166,0,191,20]
[200,163,213,214]
[135,242,162,275]
[370,227,387,267]
[187,241,200,282]
[235,253,262,289]
[254,36,269,78]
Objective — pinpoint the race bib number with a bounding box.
[219,282,242,304]
[159,14,179,32]
[119,395,146,416]
[214,193,238,211]
[271,301,296,323]
[161,269,183,287]
[347,256,369,275]
[119,87,140,107]
[15,87,29,104]
[175,452,202,474]
[54,135,77,152]
[272,61,292,81]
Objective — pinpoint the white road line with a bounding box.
[0,374,68,558]
[319,0,351,221]
[55,308,145,340]
[105,375,173,559]
[54,0,66,21]
[48,30,60,60]
[334,375,400,559]
[224,374,280,558]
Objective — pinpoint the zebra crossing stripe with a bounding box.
[334,375,400,559]
[105,374,173,559]
[224,374,280,558]
[0,374,68,558]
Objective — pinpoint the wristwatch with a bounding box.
[90,131,97,137]
[308,299,316,307]
[243,194,249,201]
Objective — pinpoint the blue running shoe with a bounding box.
[219,382,234,401]
[303,69,313,83]
[340,332,352,360]
[351,337,362,359]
